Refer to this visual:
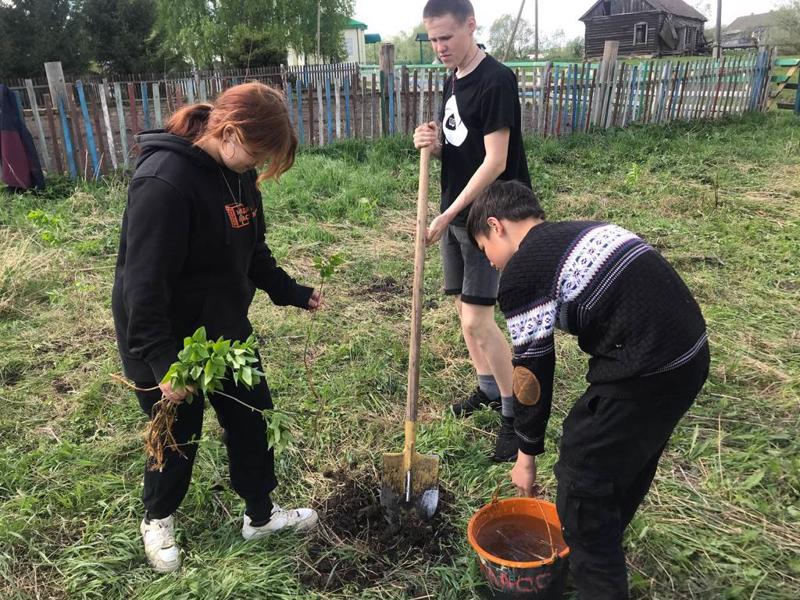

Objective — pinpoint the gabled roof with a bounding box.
[649,0,707,21]
[580,0,707,22]
[726,11,780,33]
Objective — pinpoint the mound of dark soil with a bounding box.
[299,470,460,593]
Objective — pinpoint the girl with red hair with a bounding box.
[112,82,321,572]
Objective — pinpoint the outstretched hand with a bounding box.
[308,289,325,312]
[511,453,539,497]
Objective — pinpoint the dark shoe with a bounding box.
[451,387,501,418]
[491,417,518,462]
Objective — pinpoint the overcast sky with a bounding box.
[354,0,785,42]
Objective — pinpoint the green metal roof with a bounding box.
[348,18,368,30]
[365,33,382,44]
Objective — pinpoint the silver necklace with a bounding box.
[453,46,482,94]
[219,167,241,204]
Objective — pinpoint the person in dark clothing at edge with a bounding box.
[111,82,322,573]
[413,0,531,462]
[466,180,710,599]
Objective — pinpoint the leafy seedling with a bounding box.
[304,253,344,435]
[133,326,294,470]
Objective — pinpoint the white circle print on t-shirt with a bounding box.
[443,95,468,147]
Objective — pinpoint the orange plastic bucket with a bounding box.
[467,498,570,599]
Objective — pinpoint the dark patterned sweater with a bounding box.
[498,221,708,456]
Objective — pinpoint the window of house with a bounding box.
[685,27,695,48]
[634,23,648,45]
[602,1,612,16]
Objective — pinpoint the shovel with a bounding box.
[380,147,440,520]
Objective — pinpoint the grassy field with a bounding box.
[1,112,798,600]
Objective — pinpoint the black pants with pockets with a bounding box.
[554,346,709,600]
[135,367,277,523]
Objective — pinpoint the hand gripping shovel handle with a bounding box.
[402,147,431,498]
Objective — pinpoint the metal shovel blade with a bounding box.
[380,451,440,520]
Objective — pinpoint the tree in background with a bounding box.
[542,31,585,61]
[154,0,352,70]
[487,14,535,60]
[0,0,354,77]
[0,0,89,78]
[776,1,800,53]
[82,0,188,75]
[389,22,436,64]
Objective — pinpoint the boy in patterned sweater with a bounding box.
[467,180,709,600]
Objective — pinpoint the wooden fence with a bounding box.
[4,47,774,181]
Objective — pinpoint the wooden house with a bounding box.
[722,12,785,49]
[581,0,707,58]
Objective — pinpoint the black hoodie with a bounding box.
[112,130,312,383]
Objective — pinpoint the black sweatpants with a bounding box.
[554,346,709,600]
[135,369,277,523]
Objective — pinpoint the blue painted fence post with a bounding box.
[388,72,395,136]
[324,77,333,144]
[75,81,100,178]
[140,82,151,130]
[57,95,78,178]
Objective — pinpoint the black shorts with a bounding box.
[440,224,500,306]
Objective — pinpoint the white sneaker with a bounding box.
[140,514,181,573]
[241,504,319,541]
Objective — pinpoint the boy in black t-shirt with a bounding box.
[414,0,531,462]
[467,180,710,600]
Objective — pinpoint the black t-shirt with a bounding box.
[439,53,531,226]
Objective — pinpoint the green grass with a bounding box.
[1,112,798,599]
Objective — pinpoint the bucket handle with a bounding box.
[532,489,557,561]
[490,482,559,561]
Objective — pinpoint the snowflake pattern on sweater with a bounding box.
[499,221,708,456]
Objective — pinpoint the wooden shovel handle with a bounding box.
[406,147,431,427]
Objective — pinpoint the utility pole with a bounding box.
[714,0,722,59]
[534,0,539,60]
[316,0,322,62]
[504,0,527,62]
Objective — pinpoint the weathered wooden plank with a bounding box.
[127,82,140,137]
[344,75,352,138]
[99,81,118,170]
[88,86,108,175]
[43,94,65,175]
[297,81,305,144]
[114,83,129,169]
[24,79,52,173]
[307,81,315,145]
[317,80,325,146]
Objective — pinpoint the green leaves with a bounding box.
[161,327,264,404]
[313,253,344,282]
[261,409,296,457]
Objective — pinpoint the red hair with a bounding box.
[166,82,297,182]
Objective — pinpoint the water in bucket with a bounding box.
[468,498,570,600]
[476,514,556,563]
